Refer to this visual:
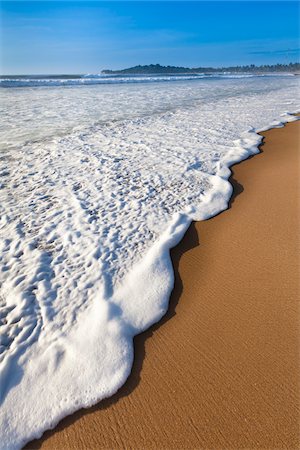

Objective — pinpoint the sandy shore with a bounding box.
[27,120,299,449]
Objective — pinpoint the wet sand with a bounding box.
[27,120,300,449]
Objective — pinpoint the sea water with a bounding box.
[0,74,299,449]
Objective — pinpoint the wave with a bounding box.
[0,75,299,449]
[0,72,294,88]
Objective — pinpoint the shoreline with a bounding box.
[27,119,299,449]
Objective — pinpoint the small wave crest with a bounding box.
[0,73,266,87]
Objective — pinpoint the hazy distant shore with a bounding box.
[101,62,300,74]
[1,62,299,79]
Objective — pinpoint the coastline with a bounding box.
[27,119,299,449]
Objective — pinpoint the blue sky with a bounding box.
[1,1,299,74]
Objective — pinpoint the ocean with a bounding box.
[0,73,299,449]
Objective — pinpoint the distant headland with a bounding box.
[102,63,300,75]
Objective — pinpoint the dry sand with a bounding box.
[27,120,300,449]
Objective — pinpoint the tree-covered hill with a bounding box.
[102,63,300,75]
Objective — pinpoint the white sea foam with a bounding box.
[0,76,299,449]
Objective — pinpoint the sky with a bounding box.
[0,1,299,74]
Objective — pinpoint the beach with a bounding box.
[25,119,299,449]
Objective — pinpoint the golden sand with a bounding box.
[27,120,300,449]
